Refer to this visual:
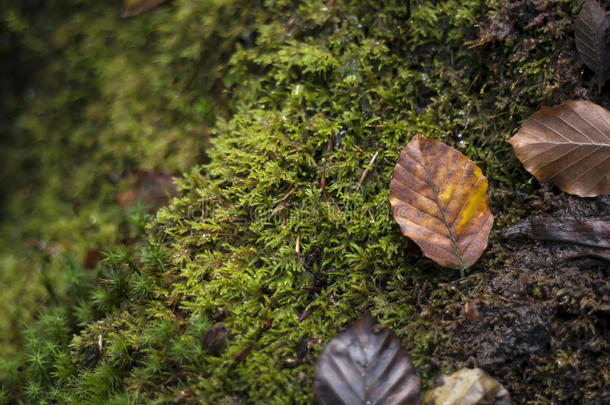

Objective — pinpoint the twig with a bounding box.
[280,187,297,201]
[270,187,297,217]
[356,151,379,191]
[270,203,290,218]
[320,166,326,191]
[298,306,318,322]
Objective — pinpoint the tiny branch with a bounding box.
[356,150,379,191]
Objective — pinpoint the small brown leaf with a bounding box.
[575,0,610,88]
[314,314,421,405]
[390,135,494,269]
[424,368,512,405]
[508,100,610,197]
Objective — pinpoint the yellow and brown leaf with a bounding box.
[390,135,494,269]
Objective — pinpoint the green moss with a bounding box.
[1,0,609,403]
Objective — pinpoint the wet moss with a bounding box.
[1,0,609,403]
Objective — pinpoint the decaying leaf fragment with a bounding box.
[314,314,420,405]
[503,217,610,249]
[508,100,610,197]
[204,322,230,355]
[390,135,494,269]
[424,368,512,405]
[503,216,610,261]
[574,0,610,88]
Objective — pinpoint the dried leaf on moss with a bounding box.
[574,0,610,88]
[508,100,610,197]
[424,368,512,405]
[314,313,420,405]
[390,135,493,269]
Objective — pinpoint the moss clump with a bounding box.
[1,0,609,403]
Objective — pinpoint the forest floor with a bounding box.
[0,0,608,403]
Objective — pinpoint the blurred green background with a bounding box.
[0,0,251,356]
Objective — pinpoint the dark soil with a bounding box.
[428,186,609,403]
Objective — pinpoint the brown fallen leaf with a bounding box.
[121,0,170,18]
[314,313,420,405]
[574,0,610,89]
[424,368,512,405]
[508,100,610,198]
[390,135,494,269]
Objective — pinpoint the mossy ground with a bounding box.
[0,0,608,404]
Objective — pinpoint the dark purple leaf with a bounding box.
[575,0,610,88]
[314,314,420,405]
